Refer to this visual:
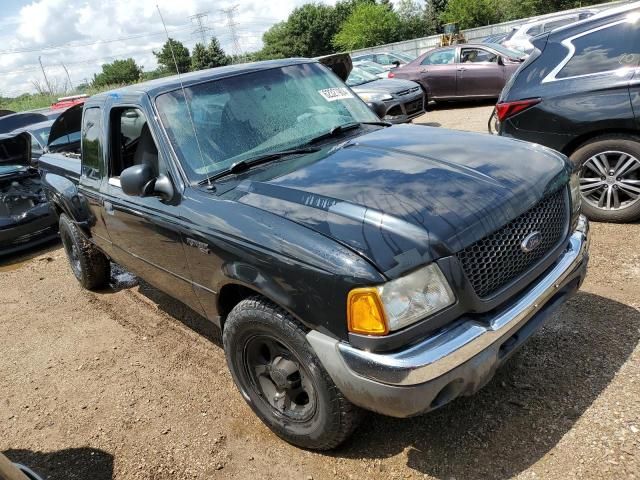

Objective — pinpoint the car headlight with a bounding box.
[569,170,581,211]
[358,91,393,102]
[347,264,455,336]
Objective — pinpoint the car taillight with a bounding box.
[495,98,541,122]
[388,71,395,78]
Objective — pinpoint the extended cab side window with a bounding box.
[108,108,161,184]
[558,21,640,79]
[81,107,103,179]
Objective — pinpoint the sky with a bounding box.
[0,0,390,97]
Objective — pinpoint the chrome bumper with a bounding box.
[308,216,589,417]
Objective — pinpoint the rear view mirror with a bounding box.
[367,100,388,119]
[124,110,139,119]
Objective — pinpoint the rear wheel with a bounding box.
[59,214,110,290]
[571,135,640,222]
[222,297,362,450]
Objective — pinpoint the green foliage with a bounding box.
[0,93,57,112]
[396,0,429,39]
[92,58,142,87]
[192,37,230,71]
[333,2,402,50]
[154,38,191,74]
[424,0,448,34]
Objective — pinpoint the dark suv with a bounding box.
[497,4,640,222]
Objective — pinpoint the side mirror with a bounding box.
[367,100,388,119]
[124,110,139,119]
[392,60,401,68]
[497,56,505,66]
[121,164,155,197]
[120,164,175,201]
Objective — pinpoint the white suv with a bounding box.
[502,10,598,53]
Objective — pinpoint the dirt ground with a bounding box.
[1,103,638,480]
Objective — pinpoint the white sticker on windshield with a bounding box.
[318,88,354,102]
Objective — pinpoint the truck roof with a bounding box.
[91,58,314,101]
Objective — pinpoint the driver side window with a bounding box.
[108,107,161,185]
[460,48,498,64]
[421,49,455,65]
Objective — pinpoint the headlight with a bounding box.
[347,264,455,336]
[358,91,393,102]
[569,170,581,211]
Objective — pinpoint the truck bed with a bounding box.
[38,153,81,184]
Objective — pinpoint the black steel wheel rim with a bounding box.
[580,150,640,211]
[62,230,81,278]
[243,334,317,422]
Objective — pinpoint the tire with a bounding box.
[222,297,362,450]
[570,134,640,223]
[58,213,110,290]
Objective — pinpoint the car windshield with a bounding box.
[346,67,379,86]
[156,62,379,182]
[392,52,415,62]
[356,62,386,75]
[486,43,527,58]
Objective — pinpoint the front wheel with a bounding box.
[222,297,362,450]
[571,135,640,223]
[59,213,110,290]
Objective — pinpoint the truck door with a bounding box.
[100,106,204,316]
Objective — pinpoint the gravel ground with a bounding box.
[1,103,638,480]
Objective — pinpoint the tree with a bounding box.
[154,38,191,74]
[396,0,428,39]
[192,37,230,71]
[424,0,448,34]
[441,0,503,30]
[93,58,142,87]
[333,3,402,50]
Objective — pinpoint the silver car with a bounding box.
[347,65,425,123]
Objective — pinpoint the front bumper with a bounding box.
[0,204,58,256]
[383,93,425,124]
[308,216,590,418]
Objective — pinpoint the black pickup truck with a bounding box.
[39,58,590,450]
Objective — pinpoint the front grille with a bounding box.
[404,99,423,115]
[456,188,568,298]
[396,86,421,96]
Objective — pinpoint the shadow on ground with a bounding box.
[0,240,60,271]
[427,99,496,111]
[3,447,113,480]
[327,292,640,479]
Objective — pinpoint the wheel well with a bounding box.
[562,128,640,157]
[217,283,262,330]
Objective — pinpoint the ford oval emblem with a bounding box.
[521,231,542,253]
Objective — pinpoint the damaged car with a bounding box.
[0,132,57,255]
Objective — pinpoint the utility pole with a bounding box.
[38,56,53,95]
[221,5,243,63]
[61,62,73,91]
[189,11,211,45]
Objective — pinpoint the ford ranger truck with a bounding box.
[38,58,590,450]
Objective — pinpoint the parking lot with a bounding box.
[1,103,638,480]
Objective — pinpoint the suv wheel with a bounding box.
[571,135,640,222]
[59,213,111,290]
[222,297,362,450]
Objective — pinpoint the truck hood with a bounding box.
[235,124,570,278]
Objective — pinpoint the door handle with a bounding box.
[457,67,467,72]
[104,201,114,216]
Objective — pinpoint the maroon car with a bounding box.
[390,43,525,102]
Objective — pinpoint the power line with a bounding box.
[221,5,243,61]
[189,12,212,45]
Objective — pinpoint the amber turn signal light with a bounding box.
[347,288,389,336]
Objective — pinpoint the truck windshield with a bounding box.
[155,62,379,182]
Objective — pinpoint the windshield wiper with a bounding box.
[202,147,320,183]
[308,121,391,145]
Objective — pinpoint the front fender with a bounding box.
[41,172,94,229]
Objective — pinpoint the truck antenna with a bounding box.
[156,5,212,189]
